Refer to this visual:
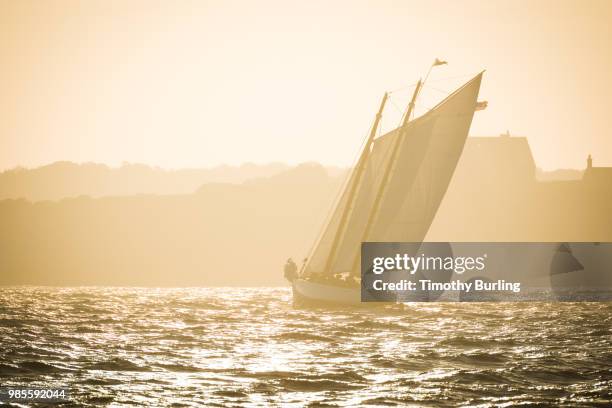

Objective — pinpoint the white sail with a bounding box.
[304,73,483,277]
[372,73,484,242]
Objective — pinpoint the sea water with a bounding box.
[0,287,610,406]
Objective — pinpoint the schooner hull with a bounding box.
[292,279,362,307]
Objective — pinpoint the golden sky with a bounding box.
[1,0,611,171]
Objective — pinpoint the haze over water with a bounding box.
[1,287,611,407]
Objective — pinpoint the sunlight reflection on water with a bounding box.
[0,287,611,406]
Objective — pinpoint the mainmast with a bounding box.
[351,80,423,273]
[322,93,388,275]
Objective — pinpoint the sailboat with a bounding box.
[288,70,484,306]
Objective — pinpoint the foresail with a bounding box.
[302,170,354,276]
[302,125,395,277]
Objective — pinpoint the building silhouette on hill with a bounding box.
[584,154,612,190]
[428,133,612,242]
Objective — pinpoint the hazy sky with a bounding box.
[1,0,611,171]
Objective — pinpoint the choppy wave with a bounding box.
[0,287,611,406]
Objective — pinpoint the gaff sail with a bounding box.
[304,72,483,277]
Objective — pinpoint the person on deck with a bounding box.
[284,258,298,282]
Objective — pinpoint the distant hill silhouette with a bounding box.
[1,137,611,286]
[0,147,580,202]
[0,163,346,286]
[0,161,346,201]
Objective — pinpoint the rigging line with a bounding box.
[300,165,353,274]
[387,72,474,95]
[413,102,436,112]
[426,72,476,84]
[422,65,434,91]
[413,82,463,113]
[389,92,410,128]
[300,111,377,274]
[388,82,419,94]
[398,101,409,126]
[388,97,405,115]
[416,80,474,114]
[423,85,453,96]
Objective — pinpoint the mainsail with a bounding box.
[304,72,483,277]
